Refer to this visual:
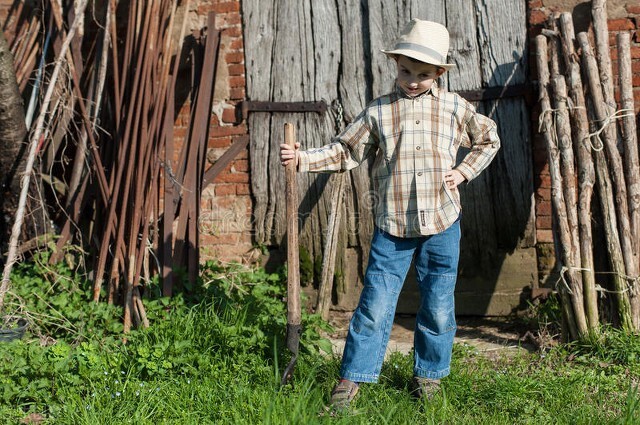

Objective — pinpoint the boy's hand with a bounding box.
[444,169,465,189]
[280,142,300,167]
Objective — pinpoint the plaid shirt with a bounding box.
[298,85,500,237]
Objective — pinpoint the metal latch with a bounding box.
[236,100,327,122]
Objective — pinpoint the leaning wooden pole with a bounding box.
[551,75,589,336]
[558,13,599,331]
[578,32,635,332]
[578,31,638,293]
[591,0,618,123]
[316,173,345,320]
[0,0,89,312]
[617,31,640,327]
[535,34,579,340]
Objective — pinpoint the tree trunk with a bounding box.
[0,30,27,258]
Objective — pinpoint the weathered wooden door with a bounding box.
[243,0,536,315]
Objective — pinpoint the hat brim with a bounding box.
[381,49,455,70]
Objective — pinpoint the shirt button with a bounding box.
[416,120,420,124]
[416,146,421,150]
[417,172,423,176]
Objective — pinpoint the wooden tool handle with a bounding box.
[284,123,301,326]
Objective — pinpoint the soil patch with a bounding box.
[326,311,540,360]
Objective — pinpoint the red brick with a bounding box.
[236,183,251,195]
[215,184,237,196]
[209,137,232,148]
[537,200,552,216]
[538,174,552,189]
[535,187,551,202]
[226,52,244,64]
[222,107,237,123]
[634,30,640,43]
[223,26,242,38]
[229,87,245,100]
[607,19,635,31]
[633,60,640,72]
[529,9,548,26]
[632,46,640,58]
[228,76,245,88]
[536,215,553,230]
[529,0,543,9]
[229,39,244,50]
[225,14,242,25]
[232,159,249,172]
[212,2,240,14]
[628,5,640,15]
[209,124,247,137]
[228,63,245,76]
[201,232,240,245]
[215,171,250,184]
[536,230,555,243]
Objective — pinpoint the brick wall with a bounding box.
[527,0,640,284]
[183,1,255,263]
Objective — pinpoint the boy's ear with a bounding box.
[436,67,446,77]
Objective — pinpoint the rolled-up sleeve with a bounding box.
[298,109,379,173]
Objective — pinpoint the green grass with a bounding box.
[0,256,638,424]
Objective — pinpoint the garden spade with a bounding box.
[281,122,302,385]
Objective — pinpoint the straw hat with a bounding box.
[382,19,455,70]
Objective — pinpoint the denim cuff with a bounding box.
[414,367,450,380]
[339,370,380,384]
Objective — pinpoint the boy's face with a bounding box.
[395,55,445,97]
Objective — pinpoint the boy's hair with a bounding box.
[394,54,445,73]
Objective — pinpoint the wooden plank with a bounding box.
[473,0,534,250]
[242,0,535,315]
[243,0,275,245]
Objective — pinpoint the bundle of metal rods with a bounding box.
[535,0,639,339]
[2,0,220,331]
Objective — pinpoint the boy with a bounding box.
[280,19,500,408]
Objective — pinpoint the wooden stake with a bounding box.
[558,13,599,331]
[617,31,640,327]
[578,31,635,331]
[535,34,579,339]
[551,75,588,336]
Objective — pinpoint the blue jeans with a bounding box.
[339,221,461,383]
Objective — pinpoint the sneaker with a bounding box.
[409,376,440,400]
[329,379,359,412]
